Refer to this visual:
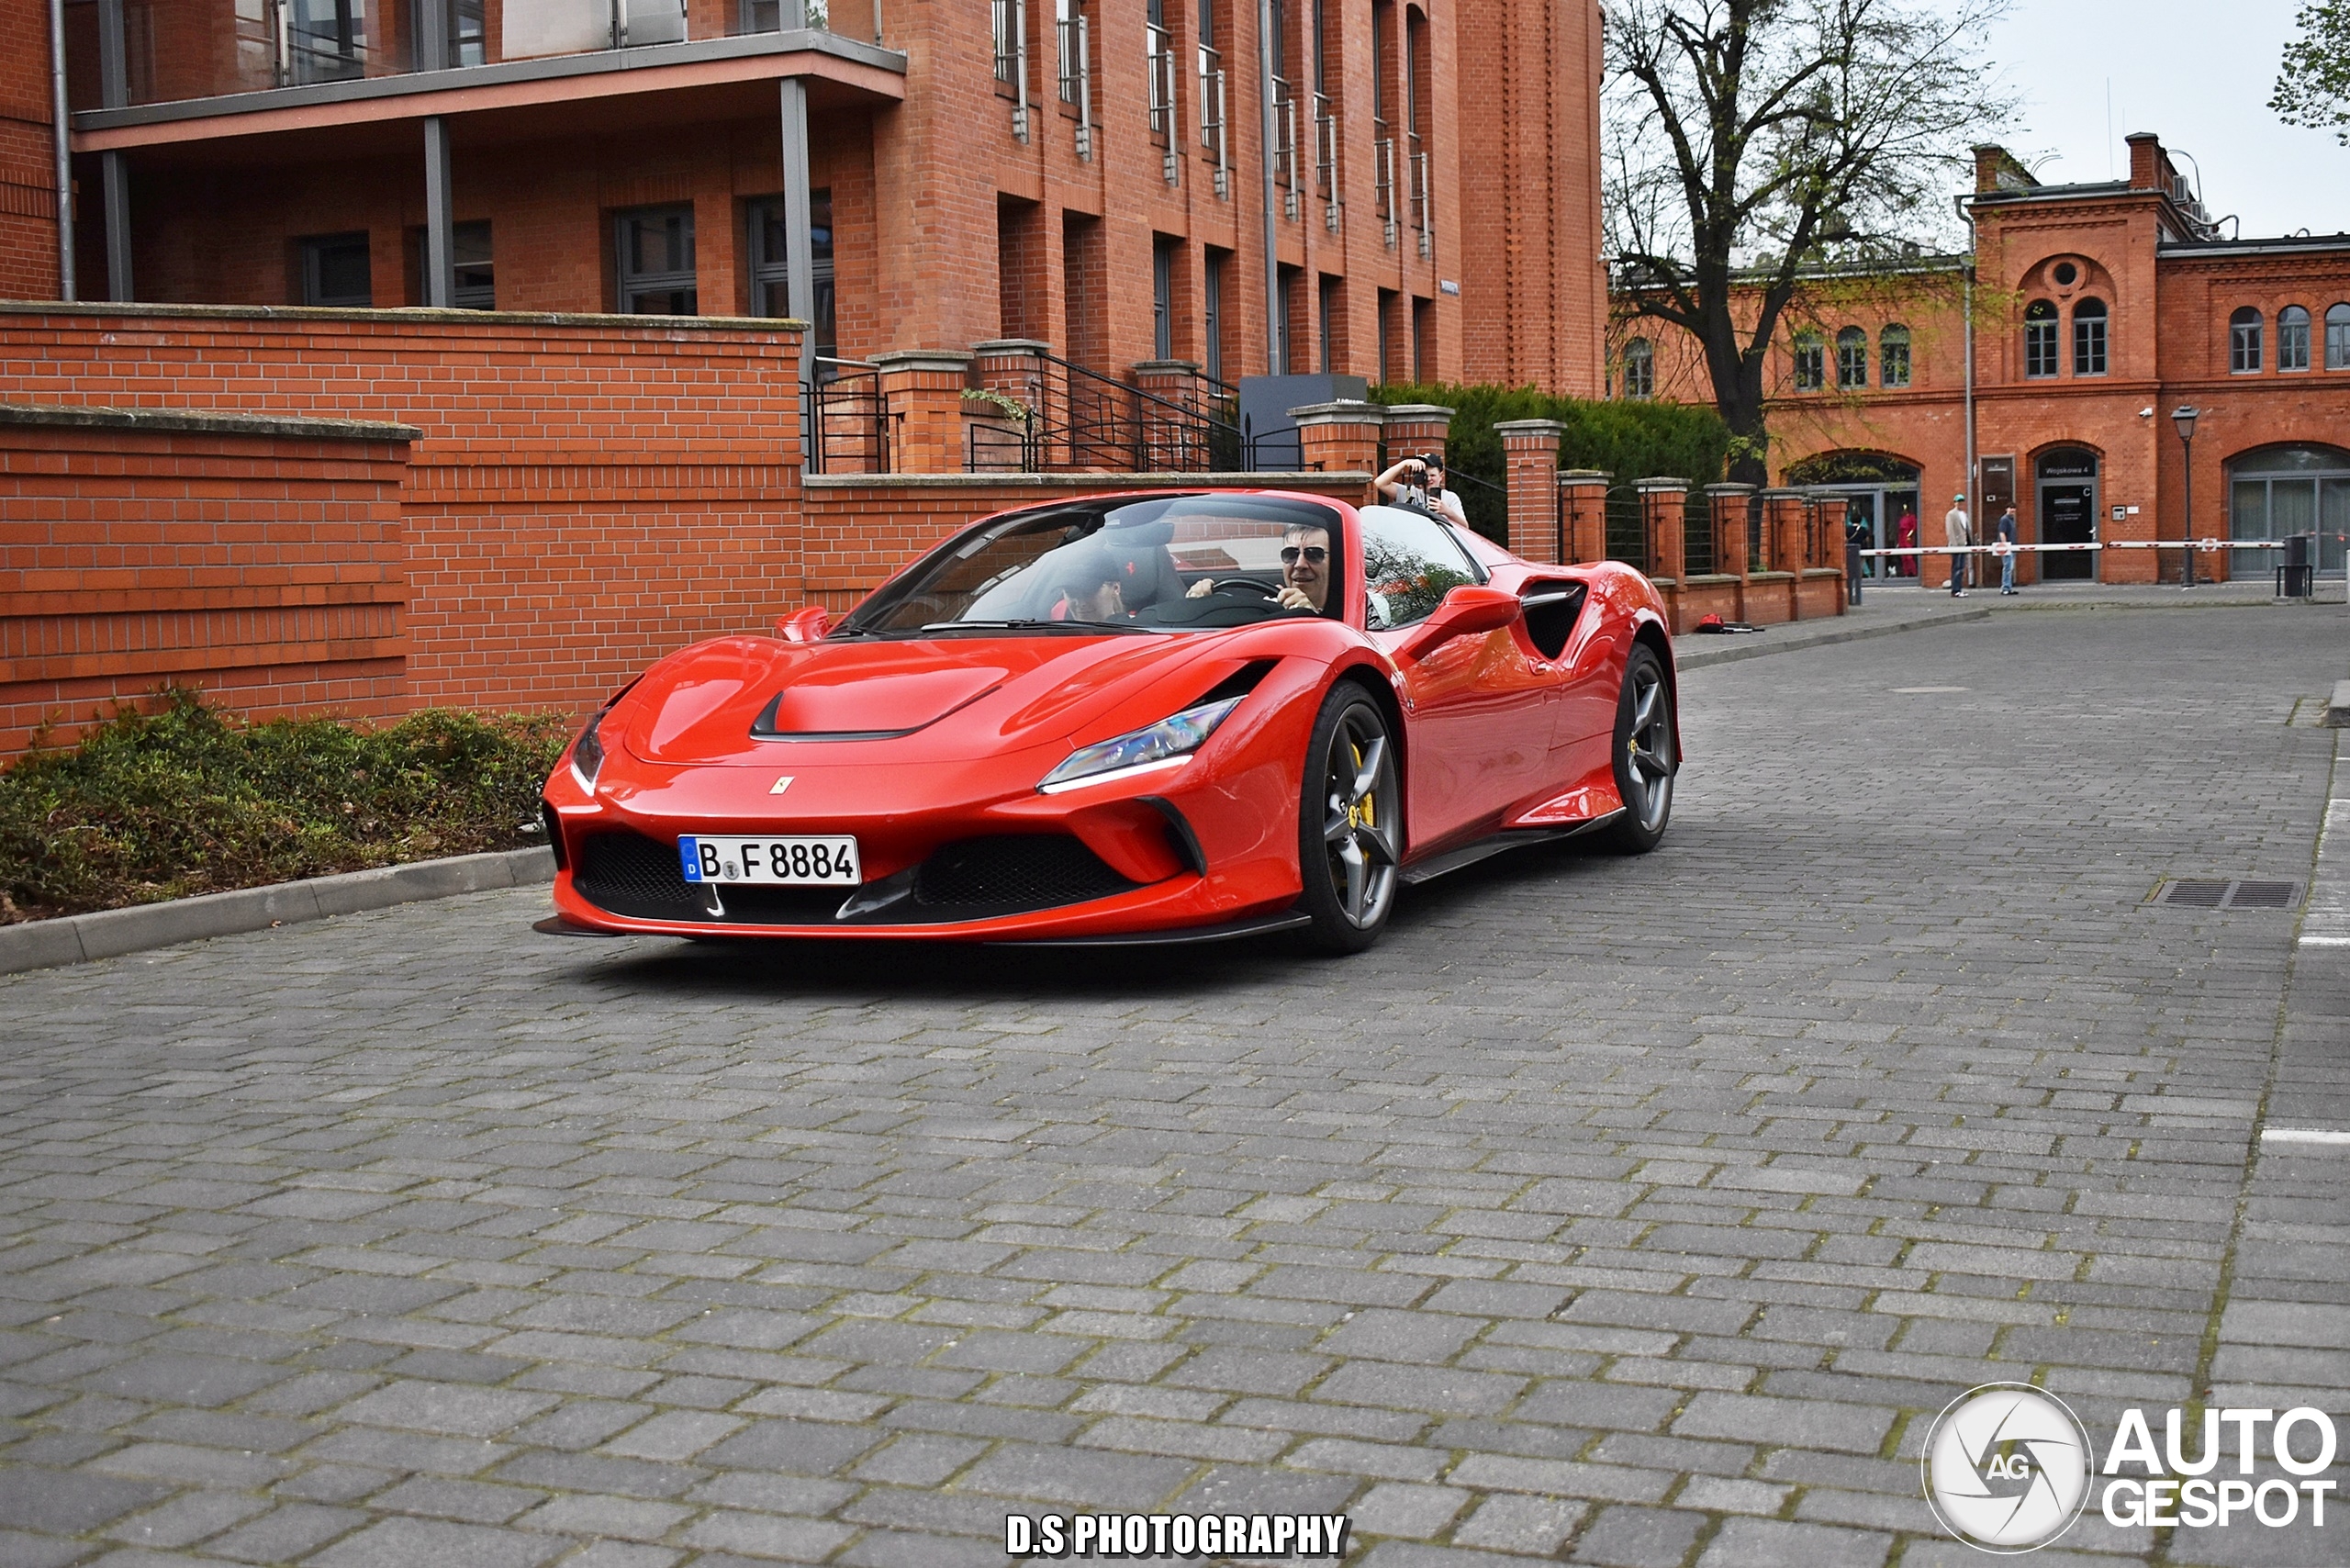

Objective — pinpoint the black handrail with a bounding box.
[967,352,1271,474]
[806,358,890,476]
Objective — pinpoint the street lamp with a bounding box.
[2172,405,2200,590]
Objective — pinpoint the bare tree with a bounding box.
[1606,0,2014,484]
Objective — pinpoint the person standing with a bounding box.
[1896,509,1919,577]
[1943,492,1971,597]
[1994,505,2020,594]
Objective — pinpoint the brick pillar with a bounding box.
[969,339,1051,469]
[1382,403,1454,467]
[1761,489,1807,576]
[1134,359,1203,471]
[1706,483,1754,580]
[1288,400,1386,481]
[873,349,974,475]
[1494,419,1564,563]
[1805,490,1838,568]
[1638,478,1688,583]
[1560,471,1609,564]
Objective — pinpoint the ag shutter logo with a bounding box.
[1923,1383,2094,1552]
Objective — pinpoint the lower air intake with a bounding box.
[914,835,1136,913]
[575,830,702,921]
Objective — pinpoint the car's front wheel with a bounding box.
[1602,643,1675,853]
[1297,684,1401,953]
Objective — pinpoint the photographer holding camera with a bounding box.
[1374,453,1469,529]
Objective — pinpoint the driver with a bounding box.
[1181,521,1331,614]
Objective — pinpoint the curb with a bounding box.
[0,846,555,978]
[1676,607,1990,670]
[2326,680,2350,728]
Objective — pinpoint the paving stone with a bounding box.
[306,1515,568,1568]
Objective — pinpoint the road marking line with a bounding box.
[2261,1128,2350,1146]
[2301,935,2350,946]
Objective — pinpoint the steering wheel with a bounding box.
[1205,576,1282,598]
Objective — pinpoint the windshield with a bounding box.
[836,495,1348,637]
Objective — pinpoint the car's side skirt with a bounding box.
[1397,813,1626,887]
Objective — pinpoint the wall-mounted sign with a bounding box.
[1438,280,1460,296]
[2037,448,2098,480]
[1979,456,2015,510]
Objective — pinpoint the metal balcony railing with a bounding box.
[1373,124,1396,248]
[1409,137,1432,258]
[1313,91,1340,232]
[1058,14,1093,158]
[965,355,1296,475]
[806,359,890,476]
[1147,22,1178,183]
[1271,74,1300,220]
[994,0,1030,141]
[1198,45,1230,198]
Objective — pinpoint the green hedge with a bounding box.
[1370,383,1730,543]
[0,689,570,923]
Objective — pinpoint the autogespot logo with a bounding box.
[1923,1383,2094,1552]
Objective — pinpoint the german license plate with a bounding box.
[679,834,860,886]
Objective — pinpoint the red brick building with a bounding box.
[1622,134,2350,585]
[8,0,1604,398]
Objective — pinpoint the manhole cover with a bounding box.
[2154,879,2303,911]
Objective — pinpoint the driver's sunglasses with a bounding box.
[1280,546,1328,565]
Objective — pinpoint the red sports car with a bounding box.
[536,488,1677,953]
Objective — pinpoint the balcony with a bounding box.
[66,0,903,140]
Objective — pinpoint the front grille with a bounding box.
[575,830,702,921]
[914,834,1136,913]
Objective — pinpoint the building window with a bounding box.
[412,220,494,308]
[300,232,372,307]
[1411,294,1431,382]
[2230,307,2263,373]
[1376,287,1397,383]
[748,192,835,362]
[1791,330,1824,391]
[2329,304,2350,371]
[2023,299,2057,378]
[2072,297,2107,376]
[287,0,367,84]
[1836,326,1867,389]
[616,205,696,315]
[1317,274,1339,374]
[1203,249,1225,382]
[1152,238,1176,361]
[1621,337,1653,399]
[1879,324,1911,387]
[2279,305,2311,372]
[1275,264,1301,372]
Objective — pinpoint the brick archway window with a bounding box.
[2023,299,2057,379]
[2279,306,2311,372]
[1836,327,1867,388]
[1792,330,1825,391]
[2072,298,2107,376]
[2230,307,2264,374]
[2329,304,2350,371]
[1880,324,1911,387]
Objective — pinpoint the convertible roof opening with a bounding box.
[835,494,1348,637]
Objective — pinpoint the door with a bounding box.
[2041,483,2097,579]
[1360,508,1547,847]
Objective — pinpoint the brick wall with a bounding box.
[0,302,804,728]
[0,0,58,302]
[0,402,415,756]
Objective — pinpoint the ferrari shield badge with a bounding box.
[770,776,794,795]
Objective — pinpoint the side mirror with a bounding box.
[777,606,832,643]
[1399,584,1519,660]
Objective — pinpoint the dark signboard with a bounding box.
[1980,456,2015,511]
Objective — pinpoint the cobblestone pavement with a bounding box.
[0,607,2344,1568]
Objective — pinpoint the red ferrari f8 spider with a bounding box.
[536,489,1678,953]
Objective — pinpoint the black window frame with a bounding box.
[615,204,698,318]
[749,191,836,361]
[299,231,373,308]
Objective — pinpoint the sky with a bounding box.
[1980,0,2350,238]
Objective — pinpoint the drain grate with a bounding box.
[2155,879,2303,911]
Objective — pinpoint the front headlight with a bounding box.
[570,714,608,790]
[1037,697,1242,794]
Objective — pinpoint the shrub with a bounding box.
[0,689,570,922]
[1371,382,1731,542]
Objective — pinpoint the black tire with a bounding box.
[1601,644,1675,854]
[1296,684,1402,953]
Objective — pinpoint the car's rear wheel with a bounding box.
[1602,644,1674,853]
[1297,685,1401,953]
